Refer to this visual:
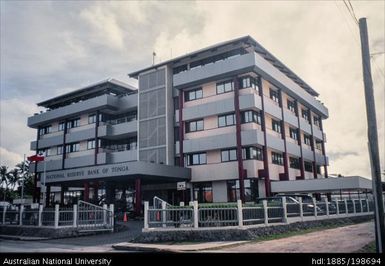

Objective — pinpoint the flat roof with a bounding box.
[128,35,319,96]
[37,78,137,109]
[271,176,373,193]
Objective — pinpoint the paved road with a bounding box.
[214,222,375,253]
[0,221,143,253]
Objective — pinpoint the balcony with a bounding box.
[173,53,256,88]
[28,94,119,128]
[299,117,312,134]
[98,120,137,138]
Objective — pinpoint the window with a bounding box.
[193,182,213,203]
[87,140,96,150]
[66,143,80,153]
[88,114,97,124]
[287,99,296,113]
[240,76,258,91]
[218,113,235,127]
[221,149,237,162]
[316,165,321,174]
[58,122,65,131]
[269,88,280,104]
[272,152,284,165]
[315,140,323,150]
[242,146,263,160]
[272,120,282,133]
[186,153,207,166]
[39,125,52,136]
[313,116,321,128]
[67,118,80,129]
[289,157,300,169]
[304,134,312,145]
[304,161,313,172]
[185,88,203,102]
[186,119,204,133]
[241,110,261,124]
[216,80,234,94]
[57,146,63,155]
[289,128,298,140]
[37,149,49,156]
[302,109,309,122]
[227,179,258,202]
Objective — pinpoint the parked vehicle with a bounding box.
[255,195,322,215]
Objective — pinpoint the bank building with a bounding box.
[28,36,332,216]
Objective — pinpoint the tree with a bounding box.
[0,166,10,201]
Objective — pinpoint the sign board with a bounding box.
[177,181,186,191]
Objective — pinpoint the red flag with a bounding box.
[27,154,45,162]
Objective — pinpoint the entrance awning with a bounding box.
[271,176,373,194]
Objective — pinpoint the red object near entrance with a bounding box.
[27,154,45,162]
[123,212,128,222]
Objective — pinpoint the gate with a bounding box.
[77,200,114,232]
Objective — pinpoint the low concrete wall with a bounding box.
[133,214,373,243]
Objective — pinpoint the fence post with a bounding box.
[144,201,149,230]
[366,199,369,212]
[109,204,114,232]
[193,201,198,228]
[2,206,6,224]
[344,199,348,216]
[359,199,363,213]
[325,198,329,217]
[299,197,303,222]
[38,204,43,227]
[335,200,340,216]
[352,199,356,214]
[312,198,317,219]
[237,200,243,227]
[54,204,59,229]
[189,201,193,206]
[179,202,185,207]
[19,205,24,226]
[73,204,78,227]
[161,201,166,228]
[102,204,107,226]
[282,197,288,223]
[263,200,268,225]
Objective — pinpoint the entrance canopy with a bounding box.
[271,176,373,194]
[43,161,191,186]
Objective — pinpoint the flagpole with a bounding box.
[21,154,25,201]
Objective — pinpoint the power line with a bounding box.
[343,0,359,26]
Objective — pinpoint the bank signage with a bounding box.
[46,163,131,182]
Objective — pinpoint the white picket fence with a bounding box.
[143,197,377,231]
[1,203,114,232]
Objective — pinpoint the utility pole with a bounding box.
[359,17,385,253]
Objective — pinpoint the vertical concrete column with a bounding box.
[161,201,166,228]
[109,204,114,232]
[178,91,185,167]
[135,178,141,216]
[344,199,348,215]
[144,201,149,230]
[19,205,24,226]
[312,197,317,219]
[237,200,243,227]
[263,200,268,225]
[366,199,370,212]
[282,197,288,223]
[353,199,356,214]
[359,199,363,213]
[299,197,304,221]
[102,204,107,225]
[335,200,340,216]
[325,198,329,217]
[84,182,89,202]
[279,90,289,181]
[38,204,43,227]
[2,206,6,224]
[73,204,77,227]
[54,204,59,228]
[193,201,198,228]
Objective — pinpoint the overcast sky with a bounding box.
[0,1,384,179]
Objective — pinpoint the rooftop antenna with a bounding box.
[152,51,156,65]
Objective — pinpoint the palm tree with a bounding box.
[0,166,10,201]
[7,168,20,192]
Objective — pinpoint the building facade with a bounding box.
[28,36,329,212]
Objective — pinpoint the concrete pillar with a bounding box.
[19,205,24,226]
[325,198,329,217]
[73,204,77,227]
[38,204,43,227]
[299,197,304,221]
[54,204,59,228]
[335,200,340,216]
[282,197,288,223]
[84,182,89,202]
[134,178,141,216]
[237,200,243,227]
[144,201,149,230]
[263,200,268,225]
[161,201,166,228]
[193,201,198,228]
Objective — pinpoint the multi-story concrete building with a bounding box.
[28,36,329,212]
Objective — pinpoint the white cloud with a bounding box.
[0,147,23,168]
